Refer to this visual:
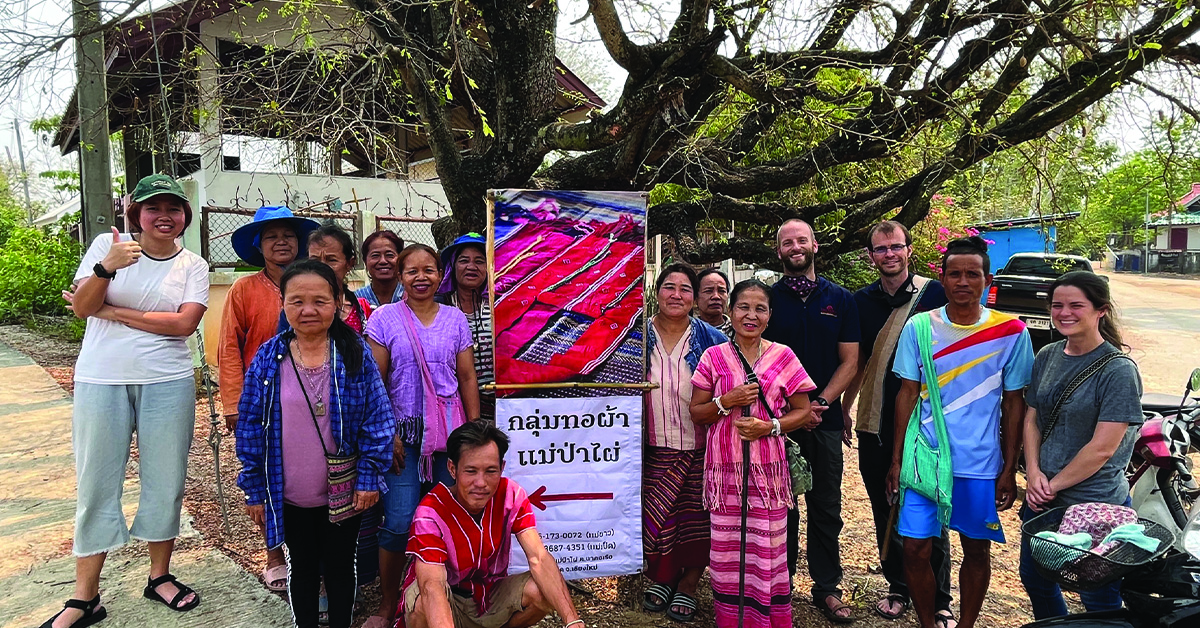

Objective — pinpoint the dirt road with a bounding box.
[1103,272,1200,393]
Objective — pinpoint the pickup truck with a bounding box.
[986,253,1096,349]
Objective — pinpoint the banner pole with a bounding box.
[483,382,659,391]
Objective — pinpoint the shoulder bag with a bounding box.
[289,344,359,523]
[898,312,954,524]
[1039,350,1133,443]
[730,342,813,496]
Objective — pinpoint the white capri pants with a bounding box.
[72,377,196,556]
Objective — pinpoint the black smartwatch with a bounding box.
[815,396,829,407]
[93,262,117,279]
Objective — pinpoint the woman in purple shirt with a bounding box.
[363,243,480,628]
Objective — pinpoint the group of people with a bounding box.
[43,173,1146,628]
[641,219,1143,628]
[43,175,584,628]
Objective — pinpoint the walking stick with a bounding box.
[194,327,232,534]
[737,438,751,627]
[880,501,899,562]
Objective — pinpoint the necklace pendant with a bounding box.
[315,399,326,416]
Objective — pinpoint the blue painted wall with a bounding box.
[979,226,1056,273]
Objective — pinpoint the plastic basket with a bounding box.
[1021,506,1176,591]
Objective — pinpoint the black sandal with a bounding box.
[143,574,201,612]
[935,609,958,628]
[873,593,909,620]
[813,594,855,624]
[40,594,107,628]
[642,583,674,613]
[665,591,698,623]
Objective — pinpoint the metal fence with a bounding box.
[374,204,451,249]
[200,205,360,268]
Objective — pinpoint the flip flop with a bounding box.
[665,591,698,623]
[935,609,958,628]
[262,564,288,592]
[642,583,674,613]
[873,593,909,620]
[814,594,855,624]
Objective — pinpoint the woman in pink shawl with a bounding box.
[690,279,819,628]
[363,243,480,628]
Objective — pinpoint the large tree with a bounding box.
[346,0,1200,265]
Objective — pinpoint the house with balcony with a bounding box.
[51,0,604,359]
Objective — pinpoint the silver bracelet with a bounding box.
[770,418,782,436]
[714,395,731,416]
[565,620,585,628]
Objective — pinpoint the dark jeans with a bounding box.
[787,429,843,599]
[858,432,953,610]
[1019,503,1124,619]
[284,504,363,628]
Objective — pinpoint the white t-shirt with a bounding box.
[73,233,210,385]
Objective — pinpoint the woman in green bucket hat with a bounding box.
[45,174,209,627]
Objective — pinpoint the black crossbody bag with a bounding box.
[1039,351,1133,442]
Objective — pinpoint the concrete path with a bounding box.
[0,340,293,627]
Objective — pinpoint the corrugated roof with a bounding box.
[969,212,1079,229]
[54,0,606,154]
[1147,214,1200,227]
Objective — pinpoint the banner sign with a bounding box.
[499,395,643,579]
[489,190,647,391]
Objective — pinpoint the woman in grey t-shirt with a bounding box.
[1019,271,1142,619]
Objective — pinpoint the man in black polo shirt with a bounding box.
[843,221,953,624]
[763,219,860,624]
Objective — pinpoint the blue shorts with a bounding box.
[898,477,1006,543]
[379,445,453,552]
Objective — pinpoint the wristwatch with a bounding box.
[93,262,117,279]
[714,395,731,416]
[815,396,829,407]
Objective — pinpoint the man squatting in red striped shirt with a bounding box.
[399,421,585,628]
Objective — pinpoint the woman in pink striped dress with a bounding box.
[690,279,819,628]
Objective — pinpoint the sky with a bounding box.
[0,0,1193,209]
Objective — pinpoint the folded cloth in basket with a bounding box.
[1034,531,1093,549]
[1057,503,1139,546]
[1093,523,1162,556]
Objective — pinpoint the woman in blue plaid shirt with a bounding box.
[236,259,395,628]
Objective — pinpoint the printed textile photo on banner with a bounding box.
[490,189,647,396]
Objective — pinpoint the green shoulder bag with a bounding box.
[898,312,954,525]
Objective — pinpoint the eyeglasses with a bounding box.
[870,244,908,255]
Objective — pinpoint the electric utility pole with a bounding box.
[74,0,113,243]
[12,120,32,223]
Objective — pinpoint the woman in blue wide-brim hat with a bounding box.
[434,232,494,421]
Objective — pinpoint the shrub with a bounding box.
[0,213,82,323]
[911,194,993,276]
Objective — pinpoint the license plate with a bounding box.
[1023,317,1051,330]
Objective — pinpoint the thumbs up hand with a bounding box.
[99,227,142,272]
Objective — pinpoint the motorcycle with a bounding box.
[1129,369,1200,546]
[1020,368,1200,628]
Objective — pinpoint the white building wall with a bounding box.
[1154,225,1200,250]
